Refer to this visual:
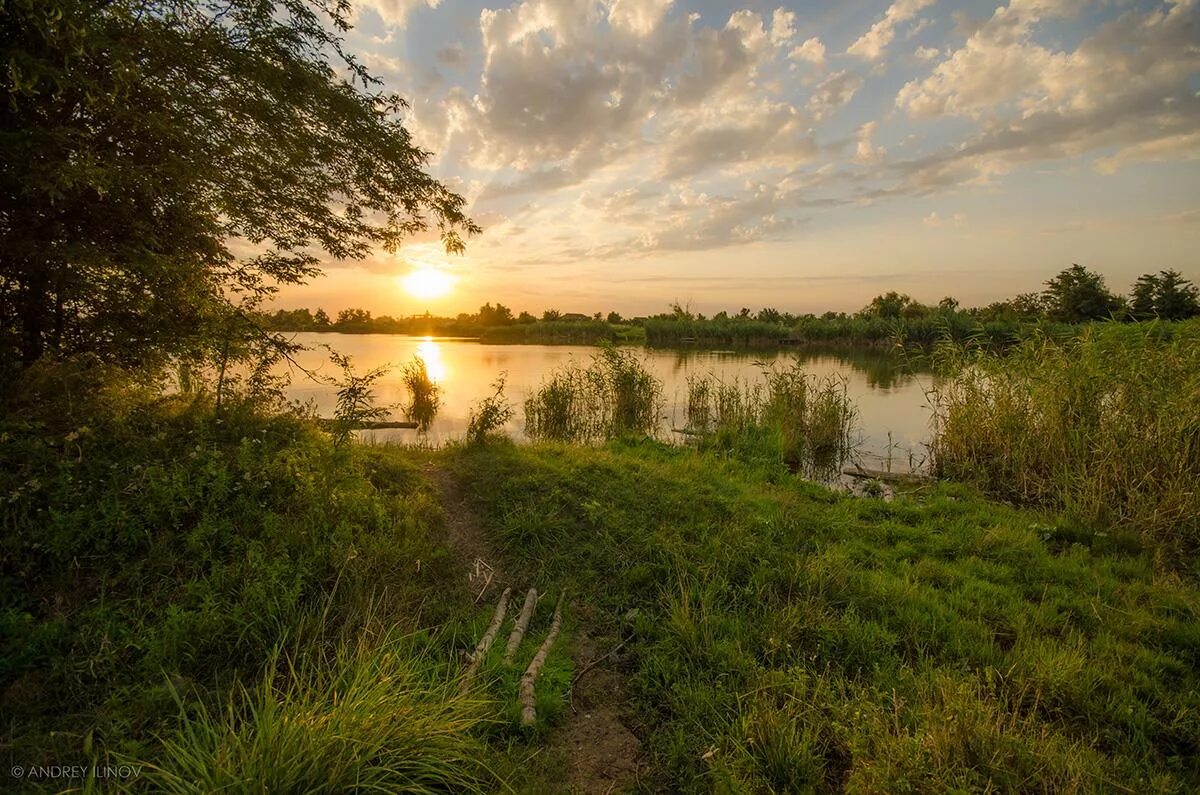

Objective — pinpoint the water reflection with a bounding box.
[282,333,936,468]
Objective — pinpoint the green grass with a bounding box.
[929,319,1200,568]
[0,367,507,790]
[524,345,662,443]
[446,438,1200,792]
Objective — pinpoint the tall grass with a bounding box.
[684,360,857,476]
[401,355,442,431]
[929,320,1200,564]
[524,346,662,443]
[135,627,491,793]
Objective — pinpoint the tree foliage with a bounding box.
[1042,264,1121,322]
[1,0,478,372]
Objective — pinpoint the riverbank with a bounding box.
[2,370,1197,790]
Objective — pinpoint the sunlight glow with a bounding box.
[402,268,454,301]
[415,338,447,382]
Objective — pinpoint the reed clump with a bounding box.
[524,346,662,443]
[401,355,442,431]
[929,320,1200,563]
[685,359,857,476]
[137,628,491,793]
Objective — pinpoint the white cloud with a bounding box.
[892,0,1200,189]
[914,45,939,61]
[923,211,966,228]
[357,0,440,28]
[847,0,937,62]
[855,121,886,165]
[790,36,826,65]
[807,70,864,120]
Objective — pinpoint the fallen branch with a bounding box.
[460,587,511,692]
[504,587,538,664]
[520,592,565,726]
[568,638,626,714]
[841,464,933,485]
[315,419,420,430]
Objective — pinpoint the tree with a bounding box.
[314,308,331,327]
[861,292,916,319]
[478,303,514,326]
[1153,270,1200,320]
[937,297,959,313]
[517,311,536,324]
[1131,274,1160,319]
[542,309,562,322]
[1043,265,1120,322]
[1,0,478,370]
[756,308,783,324]
[606,311,622,324]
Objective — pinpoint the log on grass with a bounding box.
[841,464,933,485]
[520,593,565,726]
[460,587,511,692]
[316,419,419,430]
[504,588,538,664]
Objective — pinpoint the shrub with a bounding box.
[466,376,515,446]
[929,320,1200,565]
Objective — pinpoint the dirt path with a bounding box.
[423,463,643,794]
[551,628,643,794]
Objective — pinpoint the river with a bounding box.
[281,333,938,471]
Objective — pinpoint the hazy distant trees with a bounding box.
[1043,265,1122,322]
[1131,270,1200,320]
[607,311,623,324]
[542,310,562,321]
[478,303,515,326]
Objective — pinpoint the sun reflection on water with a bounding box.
[415,337,447,382]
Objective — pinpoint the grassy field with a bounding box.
[3,338,1198,791]
[446,439,1200,792]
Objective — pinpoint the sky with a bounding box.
[273,0,1200,317]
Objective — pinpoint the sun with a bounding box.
[402,268,454,300]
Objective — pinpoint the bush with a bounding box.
[524,346,662,443]
[466,376,515,446]
[929,320,1200,566]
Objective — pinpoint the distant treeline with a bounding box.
[261,265,1200,348]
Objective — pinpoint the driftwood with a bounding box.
[520,593,565,725]
[841,464,933,485]
[504,588,538,663]
[315,419,419,430]
[460,587,511,692]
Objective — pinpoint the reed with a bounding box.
[400,355,442,431]
[684,359,857,476]
[928,319,1200,564]
[524,346,662,443]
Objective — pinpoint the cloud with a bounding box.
[914,45,939,61]
[356,0,440,28]
[790,36,826,65]
[923,211,966,228]
[436,43,466,66]
[847,0,937,62]
[855,121,886,165]
[807,70,864,120]
[890,0,1200,189]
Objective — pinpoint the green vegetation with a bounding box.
[400,356,443,432]
[466,377,516,446]
[0,364,503,788]
[524,346,663,443]
[684,362,856,477]
[448,439,1200,792]
[930,320,1200,569]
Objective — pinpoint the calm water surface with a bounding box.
[283,333,938,470]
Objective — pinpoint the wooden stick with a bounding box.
[520,593,565,725]
[315,419,419,430]
[504,587,538,664]
[460,587,511,692]
[841,464,932,484]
